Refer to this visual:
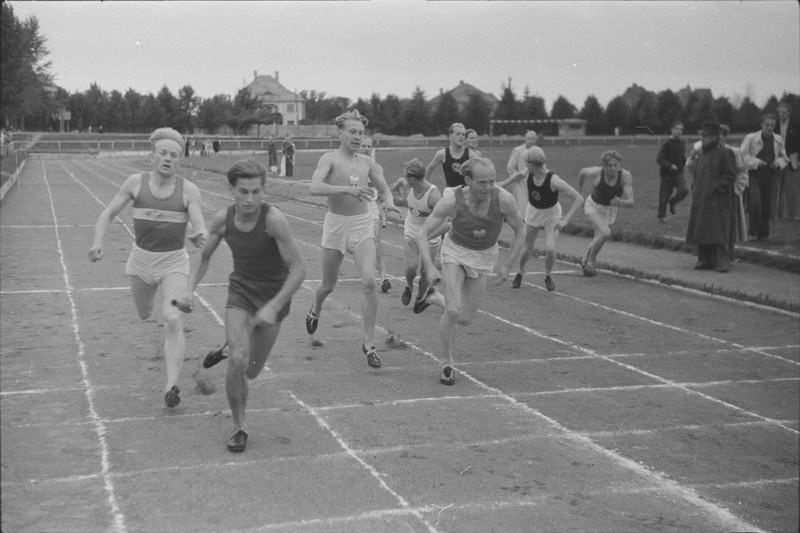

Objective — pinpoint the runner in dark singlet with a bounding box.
[181,159,306,453]
[577,150,635,277]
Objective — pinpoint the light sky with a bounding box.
[9,0,800,109]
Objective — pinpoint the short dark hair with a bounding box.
[671,120,683,128]
[762,113,777,125]
[227,158,267,186]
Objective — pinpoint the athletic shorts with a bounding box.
[226,276,291,322]
[321,211,374,255]
[403,221,441,249]
[125,244,189,285]
[440,234,498,279]
[524,202,562,229]
[584,196,618,225]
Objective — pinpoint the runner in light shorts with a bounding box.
[125,244,190,285]
[321,210,375,255]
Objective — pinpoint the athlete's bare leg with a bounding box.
[159,272,188,393]
[351,238,378,348]
[312,248,345,316]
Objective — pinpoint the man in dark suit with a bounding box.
[775,102,799,219]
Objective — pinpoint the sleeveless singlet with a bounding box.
[591,170,624,206]
[442,147,471,188]
[526,171,559,209]
[224,203,288,286]
[449,187,503,251]
[132,172,188,252]
[405,183,437,226]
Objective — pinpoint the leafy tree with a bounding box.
[494,77,519,121]
[605,96,630,134]
[105,90,124,132]
[762,95,780,117]
[431,91,461,135]
[579,95,606,135]
[86,82,108,131]
[377,94,403,135]
[711,96,735,129]
[197,94,233,133]
[733,96,761,133]
[521,95,548,121]
[463,92,491,135]
[681,89,713,134]
[629,91,659,134]
[401,86,429,135]
[176,85,198,133]
[551,95,577,120]
[656,89,683,131]
[123,89,144,132]
[1,3,53,129]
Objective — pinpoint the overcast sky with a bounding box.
[10,0,800,109]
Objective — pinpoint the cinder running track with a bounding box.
[1,156,798,533]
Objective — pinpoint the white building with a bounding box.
[246,71,305,125]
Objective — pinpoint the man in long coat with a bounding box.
[685,122,738,272]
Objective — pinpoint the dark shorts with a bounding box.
[226,276,291,322]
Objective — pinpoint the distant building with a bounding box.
[427,80,499,116]
[676,86,713,108]
[246,71,305,125]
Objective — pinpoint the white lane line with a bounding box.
[42,161,127,533]
[518,277,799,367]
[483,309,798,435]
[579,420,791,438]
[289,392,441,533]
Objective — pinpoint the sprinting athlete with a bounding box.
[577,150,635,276]
[501,146,584,291]
[88,127,207,408]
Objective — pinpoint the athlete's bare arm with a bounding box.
[495,187,527,282]
[183,181,208,248]
[416,191,457,283]
[88,174,140,262]
[256,207,307,326]
[423,149,446,185]
[612,171,635,207]
[366,157,400,218]
[550,174,585,229]
[183,208,226,305]
[577,166,600,196]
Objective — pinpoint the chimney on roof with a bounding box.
[460,80,464,85]
[440,88,443,94]
[254,70,258,79]
[275,71,279,82]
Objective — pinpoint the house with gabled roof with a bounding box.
[427,80,499,115]
[246,71,305,125]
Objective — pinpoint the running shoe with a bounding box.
[381,279,391,293]
[582,264,597,277]
[401,286,412,306]
[164,386,180,408]
[440,366,455,385]
[227,429,248,453]
[413,286,436,314]
[544,275,555,292]
[305,306,319,335]
[512,272,523,289]
[362,344,381,368]
[203,344,228,369]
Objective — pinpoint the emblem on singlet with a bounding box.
[451,162,461,173]
[530,191,542,202]
[411,207,420,216]
[472,228,486,239]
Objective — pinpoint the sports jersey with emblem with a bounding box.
[442,147,472,187]
[132,173,189,252]
[526,171,559,209]
[448,186,503,250]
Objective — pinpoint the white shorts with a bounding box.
[125,244,189,285]
[321,211,374,255]
[440,234,498,279]
[524,202,562,229]
[584,196,618,225]
[403,219,441,248]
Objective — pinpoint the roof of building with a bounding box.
[428,81,500,109]
[247,74,301,102]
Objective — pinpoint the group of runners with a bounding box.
[88,116,634,452]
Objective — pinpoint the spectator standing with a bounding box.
[281,135,296,177]
[505,130,539,216]
[655,120,689,222]
[267,135,278,172]
[740,114,789,240]
[685,122,737,272]
[212,139,221,156]
[775,102,800,219]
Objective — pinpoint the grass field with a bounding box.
[181,142,800,263]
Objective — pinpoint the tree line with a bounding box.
[2,3,797,137]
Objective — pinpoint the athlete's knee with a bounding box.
[244,362,261,380]
[597,226,612,240]
[361,276,376,294]
[317,281,336,298]
[543,242,556,254]
[226,349,248,373]
[163,309,182,331]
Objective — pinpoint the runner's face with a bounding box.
[450,127,465,147]
[761,119,776,136]
[359,139,372,155]
[340,120,364,152]
[231,177,265,213]
[467,165,496,198]
[152,140,182,176]
[524,132,537,147]
[466,133,478,148]
[671,124,683,138]
[602,158,620,175]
